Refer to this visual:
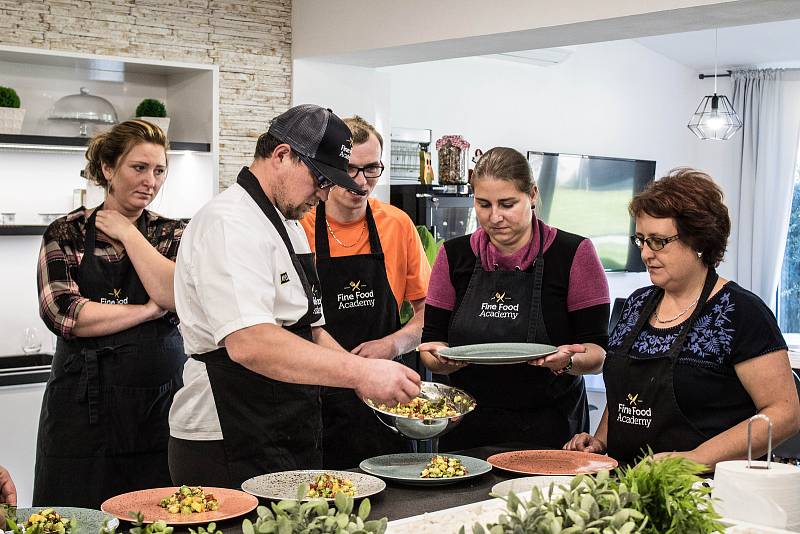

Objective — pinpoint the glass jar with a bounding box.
[436,135,469,184]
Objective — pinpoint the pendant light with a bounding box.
[687,29,742,141]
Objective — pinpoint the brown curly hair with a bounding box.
[629,168,730,267]
[84,119,169,189]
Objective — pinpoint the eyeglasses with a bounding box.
[348,164,384,180]
[297,153,335,190]
[630,234,680,251]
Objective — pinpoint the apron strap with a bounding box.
[619,268,719,357]
[315,202,383,259]
[236,167,316,318]
[84,203,148,258]
[526,219,547,343]
[63,344,129,425]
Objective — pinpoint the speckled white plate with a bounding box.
[13,507,119,533]
[241,470,386,501]
[490,475,574,497]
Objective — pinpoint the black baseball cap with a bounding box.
[268,104,366,196]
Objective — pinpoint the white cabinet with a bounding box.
[0,45,219,356]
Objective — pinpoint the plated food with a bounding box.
[374,396,472,419]
[159,485,219,514]
[305,473,355,498]
[241,470,385,502]
[21,509,74,534]
[6,508,118,534]
[420,456,468,478]
[101,487,257,525]
[360,453,491,486]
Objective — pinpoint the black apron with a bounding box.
[191,167,324,487]
[441,220,588,451]
[33,206,185,508]
[605,268,718,465]
[314,202,412,469]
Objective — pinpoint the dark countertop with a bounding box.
[193,445,528,534]
[0,353,52,387]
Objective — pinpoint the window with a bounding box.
[778,140,800,338]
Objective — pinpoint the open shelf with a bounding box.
[0,225,48,236]
[0,134,210,153]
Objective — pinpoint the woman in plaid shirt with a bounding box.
[33,120,187,508]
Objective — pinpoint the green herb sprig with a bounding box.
[242,484,386,534]
[462,470,648,534]
[611,452,724,534]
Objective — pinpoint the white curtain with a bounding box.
[732,69,800,310]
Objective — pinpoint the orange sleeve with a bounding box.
[398,211,430,303]
[300,208,317,254]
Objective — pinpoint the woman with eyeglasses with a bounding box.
[565,168,800,468]
[418,147,611,451]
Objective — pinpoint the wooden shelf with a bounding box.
[0,225,48,236]
[0,134,210,153]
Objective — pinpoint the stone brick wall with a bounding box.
[0,0,292,188]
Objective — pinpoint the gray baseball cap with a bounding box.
[268,104,366,196]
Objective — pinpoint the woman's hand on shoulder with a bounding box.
[417,341,468,369]
[564,432,606,454]
[95,210,137,244]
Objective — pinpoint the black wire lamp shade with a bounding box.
[687,93,742,141]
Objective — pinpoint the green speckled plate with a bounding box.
[359,453,491,486]
[437,343,557,365]
[14,507,119,533]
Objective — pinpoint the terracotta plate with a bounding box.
[241,470,385,502]
[487,450,618,476]
[100,487,258,525]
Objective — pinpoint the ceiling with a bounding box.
[634,18,800,71]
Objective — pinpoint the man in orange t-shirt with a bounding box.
[301,116,431,469]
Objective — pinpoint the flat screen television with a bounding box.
[526,151,656,272]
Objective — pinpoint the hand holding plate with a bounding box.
[418,342,468,368]
[529,343,585,371]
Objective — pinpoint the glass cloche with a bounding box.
[49,87,118,136]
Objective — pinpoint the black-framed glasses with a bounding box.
[348,163,384,180]
[297,153,335,190]
[630,234,680,251]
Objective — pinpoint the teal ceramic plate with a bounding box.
[437,343,558,365]
[359,453,491,486]
[13,507,119,533]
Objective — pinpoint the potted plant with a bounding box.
[135,98,169,134]
[0,86,25,134]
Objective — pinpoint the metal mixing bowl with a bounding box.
[364,381,477,441]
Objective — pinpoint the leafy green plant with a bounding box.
[242,484,386,534]
[611,453,723,534]
[127,513,173,534]
[464,470,647,534]
[135,99,167,118]
[400,225,444,324]
[0,86,21,108]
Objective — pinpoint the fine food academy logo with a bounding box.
[101,288,128,305]
[337,280,375,310]
[478,290,519,320]
[617,392,652,428]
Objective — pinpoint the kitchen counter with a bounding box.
[0,353,52,387]
[195,444,534,534]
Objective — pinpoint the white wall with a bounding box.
[292,60,393,201]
